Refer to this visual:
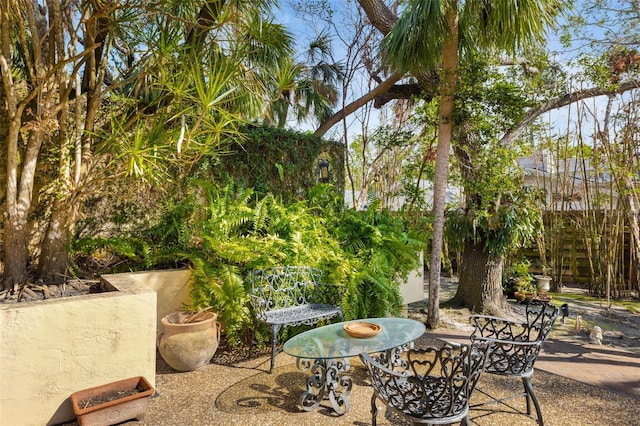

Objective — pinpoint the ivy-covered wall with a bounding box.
[73,125,344,244]
[212,125,344,202]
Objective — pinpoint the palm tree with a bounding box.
[265,35,342,128]
[380,0,565,324]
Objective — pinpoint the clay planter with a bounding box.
[157,311,221,372]
[514,291,536,303]
[70,376,154,426]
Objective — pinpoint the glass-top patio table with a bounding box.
[283,317,426,415]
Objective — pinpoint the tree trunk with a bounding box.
[355,181,370,211]
[37,201,73,282]
[356,0,398,35]
[3,126,34,291]
[2,216,29,291]
[427,7,459,329]
[451,239,509,316]
[36,1,103,283]
[2,125,42,290]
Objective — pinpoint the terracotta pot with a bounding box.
[514,291,536,303]
[157,311,221,372]
[70,376,154,426]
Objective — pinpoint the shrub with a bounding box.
[73,181,426,347]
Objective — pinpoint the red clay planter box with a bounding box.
[70,376,154,426]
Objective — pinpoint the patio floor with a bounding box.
[113,330,639,426]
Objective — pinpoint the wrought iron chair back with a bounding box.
[469,302,559,425]
[470,302,559,376]
[359,341,491,426]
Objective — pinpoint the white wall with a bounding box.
[399,251,425,305]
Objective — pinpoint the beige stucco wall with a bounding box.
[0,269,191,426]
[399,251,425,306]
[104,269,192,331]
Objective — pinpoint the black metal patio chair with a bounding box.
[469,302,559,426]
[359,341,491,425]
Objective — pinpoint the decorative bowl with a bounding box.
[343,321,382,338]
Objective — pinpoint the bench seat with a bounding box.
[261,303,343,326]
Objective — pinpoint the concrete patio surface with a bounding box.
[61,276,639,426]
[431,327,640,401]
[101,328,640,426]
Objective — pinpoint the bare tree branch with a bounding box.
[314,72,404,136]
[311,0,402,137]
[373,82,422,107]
[501,79,640,146]
[499,56,539,74]
[316,1,443,136]
[356,0,398,35]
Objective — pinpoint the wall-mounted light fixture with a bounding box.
[317,159,330,183]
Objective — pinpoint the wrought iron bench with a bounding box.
[248,266,344,373]
[469,302,559,425]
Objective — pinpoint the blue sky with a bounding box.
[275,0,636,145]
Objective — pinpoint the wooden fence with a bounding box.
[517,211,637,293]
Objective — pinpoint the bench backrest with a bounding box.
[248,266,323,315]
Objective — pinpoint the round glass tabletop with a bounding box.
[283,317,426,360]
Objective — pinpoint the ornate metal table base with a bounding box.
[296,357,352,415]
[283,318,426,417]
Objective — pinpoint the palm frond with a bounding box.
[461,0,566,54]
[383,0,448,73]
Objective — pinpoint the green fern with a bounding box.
[188,260,251,347]
[320,199,426,320]
[74,179,426,348]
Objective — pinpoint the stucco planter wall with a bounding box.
[104,269,192,331]
[0,269,191,426]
